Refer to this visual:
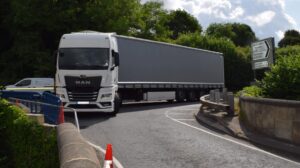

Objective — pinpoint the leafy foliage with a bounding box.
[165,9,202,39]
[129,1,171,41]
[0,99,58,167]
[276,45,300,57]
[261,54,300,100]
[237,85,263,97]
[0,0,141,85]
[206,23,257,47]
[278,29,300,48]
[240,52,300,100]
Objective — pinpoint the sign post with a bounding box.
[251,37,275,80]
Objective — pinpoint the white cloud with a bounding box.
[284,13,297,27]
[228,6,244,19]
[255,0,285,9]
[276,30,284,40]
[160,0,244,20]
[246,11,276,27]
[142,0,299,44]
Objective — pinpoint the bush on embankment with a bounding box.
[0,99,58,168]
[239,53,300,100]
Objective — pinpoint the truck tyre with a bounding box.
[112,93,121,116]
[187,91,196,102]
[176,90,185,102]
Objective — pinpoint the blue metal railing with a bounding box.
[0,91,61,124]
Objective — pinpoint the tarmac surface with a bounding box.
[71,102,300,168]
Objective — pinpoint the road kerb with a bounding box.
[194,111,300,156]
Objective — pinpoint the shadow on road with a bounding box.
[120,101,198,113]
[65,112,113,129]
[65,101,199,129]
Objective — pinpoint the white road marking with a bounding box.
[171,108,198,111]
[176,119,195,121]
[168,113,193,115]
[87,141,125,168]
[165,106,300,166]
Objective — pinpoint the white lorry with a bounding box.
[55,31,224,114]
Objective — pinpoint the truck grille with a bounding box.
[67,91,98,101]
[65,76,101,101]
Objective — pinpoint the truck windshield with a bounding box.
[58,48,109,70]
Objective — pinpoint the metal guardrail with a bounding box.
[8,97,80,132]
[0,90,80,131]
[200,88,235,116]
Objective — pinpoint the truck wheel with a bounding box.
[176,90,185,102]
[187,91,196,102]
[112,93,121,116]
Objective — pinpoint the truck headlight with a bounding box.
[101,93,112,99]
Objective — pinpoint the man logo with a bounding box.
[75,80,91,85]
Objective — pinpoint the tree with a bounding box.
[206,23,256,47]
[0,0,142,85]
[165,10,202,39]
[206,23,234,40]
[129,1,171,40]
[231,23,257,47]
[278,29,300,48]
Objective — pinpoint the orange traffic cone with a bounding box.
[58,103,64,124]
[15,99,20,106]
[104,144,113,168]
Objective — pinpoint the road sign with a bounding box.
[251,37,275,70]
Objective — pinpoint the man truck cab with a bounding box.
[55,31,120,113]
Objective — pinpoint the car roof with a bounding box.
[22,78,53,81]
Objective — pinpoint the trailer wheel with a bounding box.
[167,99,174,103]
[187,91,197,102]
[176,90,185,102]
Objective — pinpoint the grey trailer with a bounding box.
[116,35,224,102]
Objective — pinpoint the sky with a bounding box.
[141,0,300,44]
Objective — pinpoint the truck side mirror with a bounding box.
[115,53,119,66]
[112,50,120,66]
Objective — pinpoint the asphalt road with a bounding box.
[73,102,300,168]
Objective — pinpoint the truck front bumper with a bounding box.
[63,102,114,113]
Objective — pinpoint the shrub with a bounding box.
[237,85,263,97]
[0,99,59,168]
[261,54,300,100]
[276,45,300,58]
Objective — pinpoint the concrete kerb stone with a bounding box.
[195,106,234,135]
[57,123,101,168]
[194,110,300,156]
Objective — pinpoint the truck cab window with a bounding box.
[59,48,109,70]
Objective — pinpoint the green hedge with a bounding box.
[239,53,300,100]
[261,54,300,100]
[237,85,263,97]
[0,99,59,168]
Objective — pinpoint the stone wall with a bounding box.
[240,96,300,145]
